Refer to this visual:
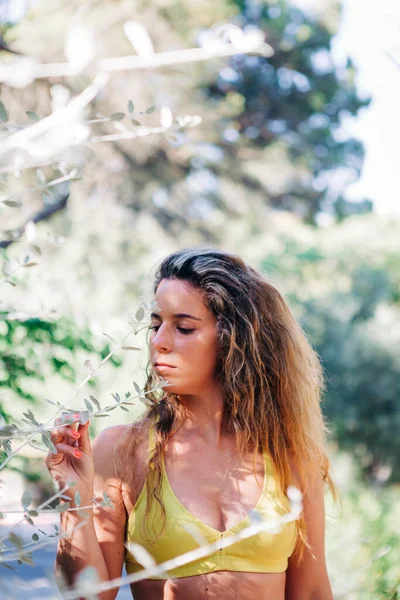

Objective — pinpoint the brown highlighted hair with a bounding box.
[115,248,335,555]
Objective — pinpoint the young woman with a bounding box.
[46,248,335,600]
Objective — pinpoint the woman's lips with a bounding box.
[154,363,176,371]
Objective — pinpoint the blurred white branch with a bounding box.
[0,24,272,175]
[0,72,109,160]
[0,25,272,84]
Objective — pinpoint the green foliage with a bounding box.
[327,471,400,599]
[0,315,122,411]
[204,0,371,222]
[258,215,400,481]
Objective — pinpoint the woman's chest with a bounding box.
[162,443,266,532]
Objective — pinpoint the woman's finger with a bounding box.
[75,421,91,455]
[53,413,81,428]
[46,442,84,463]
[50,425,81,446]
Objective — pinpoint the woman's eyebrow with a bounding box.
[173,313,202,321]
[150,312,202,321]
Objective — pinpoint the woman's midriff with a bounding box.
[129,571,286,600]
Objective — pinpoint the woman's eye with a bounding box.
[149,325,194,334]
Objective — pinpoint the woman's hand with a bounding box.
[45,415,95,503]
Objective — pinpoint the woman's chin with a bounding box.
[163,383,182,395]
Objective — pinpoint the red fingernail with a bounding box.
[74,449,82,458]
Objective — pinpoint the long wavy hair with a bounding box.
[114,248,335,557]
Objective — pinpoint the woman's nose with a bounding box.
[153,325,172,352]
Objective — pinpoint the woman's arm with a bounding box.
[55,426,129,600]
[285,466,333,600]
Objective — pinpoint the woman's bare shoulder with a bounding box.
[93,419,149,444]
[91,421,148,470]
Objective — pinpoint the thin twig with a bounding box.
[0,191,69,249]
[1,173,79,203]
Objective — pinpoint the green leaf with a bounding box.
[1,439,12,455]
[19,554,35,566]
[121,346,141,351]
[110,112,125,121]
[102,332,116,343]
[26,111,39,122]
[89,395,101,411]
[21,489,32,509]
[42,433,57,454]
[44,397,58,407]
[84,398,93,414]
[23,410,39,426]
[131,119,141,126]
[119,405,129,412]
[8,532,23,548]
[128,100,134,113]
[24,514,34,525]
[146,105,156,115]
[32,533,39,542]
[103,491,113,504]
[0,101,8,122]
[135,306,145,321]
[79,410,90,425]
[74,491,81,508]
[133,381,141,394]
[55,502,71,513]
[30,244,42,255]
[23,262,39,268]
[0,563,16,571]
[1,260,11,276]
[2,199,22,207]
[28,509,39,517]
[93,413,110,417]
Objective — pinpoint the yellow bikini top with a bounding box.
[125,426,298,579]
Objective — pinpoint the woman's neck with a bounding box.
[177,387,227,445]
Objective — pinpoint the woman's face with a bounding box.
[150,278,220,395]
